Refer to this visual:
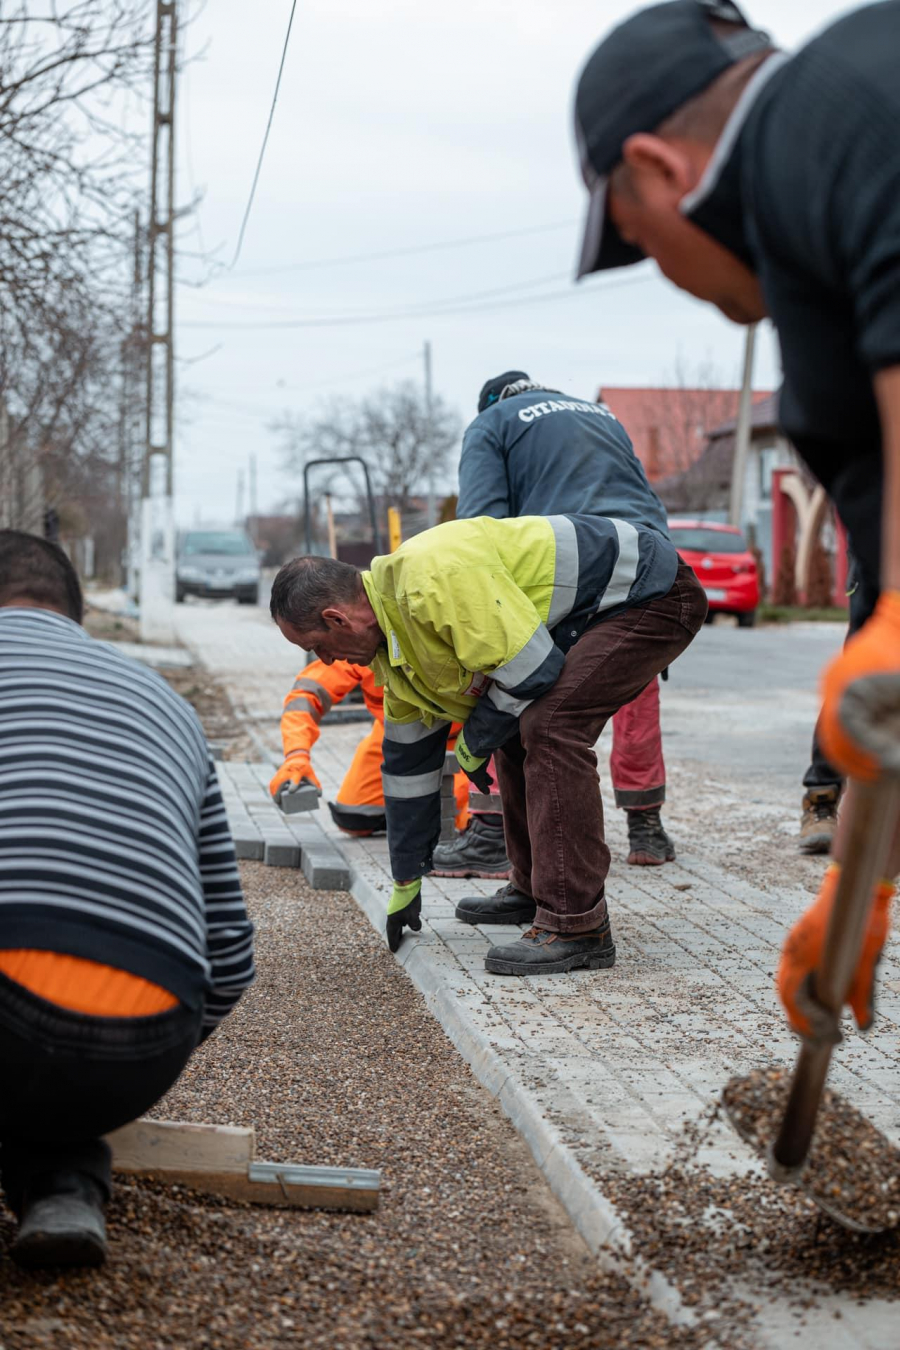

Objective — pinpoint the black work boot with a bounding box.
[455,882,536,926]
[12,1172,108,1269]
[626,808,676,866]
[484,918,616,976]
[799,787,840,855]
[431,814,510,880]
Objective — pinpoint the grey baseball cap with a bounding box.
[573,0,770,278]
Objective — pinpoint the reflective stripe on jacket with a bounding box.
[281,659,383,762]
[362,513,678,879]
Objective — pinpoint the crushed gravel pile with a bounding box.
[723,1065,900,1232]
[596,1101,900,1348]
[0,864,706,1350]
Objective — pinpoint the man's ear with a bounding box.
[621,133,696,200]
[321,607,349,630]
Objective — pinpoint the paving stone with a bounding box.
[263,835,301,868]
[233,836,265,861]
[301,845,351,891]
[276,782,321,814]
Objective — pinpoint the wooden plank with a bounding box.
[106,1118,255,1175]
[105,1118,380,1212]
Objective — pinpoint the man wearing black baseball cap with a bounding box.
[572,1,900,1041]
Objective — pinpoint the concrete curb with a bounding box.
[347,860,704,1334]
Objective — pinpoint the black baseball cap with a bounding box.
[574,0,771,278]
[477,370,530,414]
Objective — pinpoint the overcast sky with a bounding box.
[172,0,859,525]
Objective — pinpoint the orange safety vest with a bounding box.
[281,660,468,831]
[281,659,383,758]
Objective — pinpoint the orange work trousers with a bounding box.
[330,720,469,835]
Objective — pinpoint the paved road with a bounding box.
[661,619,844,790]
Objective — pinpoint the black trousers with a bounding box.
[802,564,879,795]
[0,970,201,1215]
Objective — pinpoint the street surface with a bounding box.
[176,598,899,1347]
[665,620,845,788]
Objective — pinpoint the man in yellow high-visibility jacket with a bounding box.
[270,514,706,975]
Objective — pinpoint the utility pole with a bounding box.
[729,323,758,529]
[424,339,435,527]
[249,452,258,524]
[235,468,245,525]
[140,0,178,641]
[123,209,144,597]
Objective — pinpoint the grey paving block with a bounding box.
[301,845,351,891]
[264,835,301,867]
[277,783,321,814]
[232,831,265,861]
[283,822,324,849]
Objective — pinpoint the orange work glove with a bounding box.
[269,753,322,800]
[777,865,895,1037]
[819,591,900,780]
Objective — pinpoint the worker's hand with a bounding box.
[455,730,493,794]
[386,879,422,953]
[819,592,900,779]
[777,865,895,1037]
[269,754,322,801]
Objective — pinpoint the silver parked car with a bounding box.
[175,529,260,605]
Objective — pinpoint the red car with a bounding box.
[668,519,761,627]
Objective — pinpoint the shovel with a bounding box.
[724,675,900,1233]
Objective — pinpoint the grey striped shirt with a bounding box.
[0,607,254,1030]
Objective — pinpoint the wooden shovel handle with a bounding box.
[771,776,900,1174]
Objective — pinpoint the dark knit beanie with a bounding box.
[477,370,530,414]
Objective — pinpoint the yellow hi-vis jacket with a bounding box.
[361,513,678,880]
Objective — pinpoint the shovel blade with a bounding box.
[722,1068,900,1235]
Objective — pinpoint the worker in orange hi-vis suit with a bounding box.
[269,659,470,837]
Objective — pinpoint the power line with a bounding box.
[228,0,298,270]
[276,351,423,393]
[229,218,578,278]
[189,352,422,418]
[181,269,652,330]
[182,268,570,315]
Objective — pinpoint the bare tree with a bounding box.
[274,379,462,517]
[0,0,153,571]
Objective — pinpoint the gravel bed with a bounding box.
[723,1066,900,1232]
[0,864,706,1350]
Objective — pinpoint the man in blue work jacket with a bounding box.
[434,370,678,911]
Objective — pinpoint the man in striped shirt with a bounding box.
[0,530,255,1269]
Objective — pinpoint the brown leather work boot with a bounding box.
[799,787,840,855]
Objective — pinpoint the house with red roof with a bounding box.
[599,386,774,482]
